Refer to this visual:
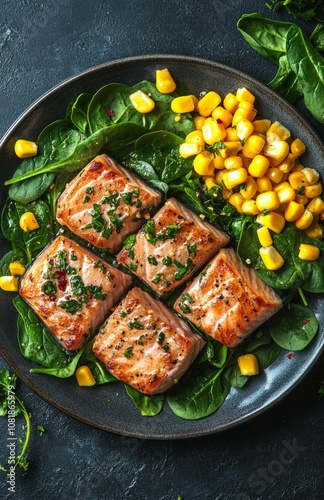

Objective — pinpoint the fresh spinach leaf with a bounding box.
[0,250,26,276]
[310,24,324,52]
[30,347,84,378]
[14,296,71,368]
[80,340,116,384]
[69,92,92,133]
[1,198,53,264]
[268,54,303,102]
[268,303,319,351]
[286,24,324,123]
[124,385,164,416]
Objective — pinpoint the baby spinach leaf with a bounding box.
[237,14,293,63]
[268,55,303,103]
[14,296,71,368]
[125,386,164,416]
[268,303,319,351]
[30,347,84,378]
[0,250,26,276]
[310,24,324,53]
[286,24,324,123]
[252,341,281,369]
[80,340,116,384]
[1,198,53,263]
[167,367,231,420]
[69,92,92,133]
[126,159,169,194]
[223,364,249,388]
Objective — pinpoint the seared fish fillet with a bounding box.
[174,248,282,348]
[92,287,205,395]
[117,197,229,295]
[56,154,162,253]
[19,235,132,351]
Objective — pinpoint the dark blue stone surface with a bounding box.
[0,2,323,499]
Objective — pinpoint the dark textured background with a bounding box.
[0,1,323,499]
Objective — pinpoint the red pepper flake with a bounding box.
[49,294,56,302]
[57,269,67,291]
[303,319,310,324]
[107,109,115,117]
[216,118,223,124]
[89,161,102,172]
[287,352,295,360]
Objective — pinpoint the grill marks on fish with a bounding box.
[92,287,205,395]
[117,197,229,295]
[56,154,162,253]
[174,248,282,348]
[19,235,132,351]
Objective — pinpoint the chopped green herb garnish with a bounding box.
[124,347,133,358]
[120,310,127,318]
[41,280,57,296]
[129,319,144,329]
[123,234,136,250]
[82,195,90,203]
[94,260,106,273]
[127,262,138,271]
[59,299,82,314]
[86,187,94,194]
[157,331,165,345]
[152,273,162,284]
[148,256,158,265]
[187,243,197,255]
[162,256,172,266]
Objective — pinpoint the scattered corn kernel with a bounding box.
[252,119,271,135]
[241,199,260,215]
[179,143,201,158]
[155,68,176,94]
[212,155,225,170]
[266,167,284,184]
[171,95,195,114]
[307,197,324,215]
[266,121,291,143]
[259,245,284,270]
[264,141,289,166]
[248,155,270,178]
[257,211,285,234]
[75,365,96,386]
[240,176,257,200]
[223,92,239,113]
[19,212,40,232]
[202,119,226,145]
[222,168,248,190]
[236,87,255,103]
[238,354,259,376]
[256,176,272,193]
[242,134,265,159]
[284,201,305,222]
[194,115,206,130]
[224,156,243,170]
[196,91,221,117]
[14,139,38,158]
[305,183,322,199]
[277,153,296,173]
[276,185,296,204]
[129,90,155,113]
[291,138,306,157]
[205,177,217,191]
[256,191,280,212]
[298,244,320,261]
[0,276,19,292]
[295,209,314,230]
[193,151,214,176]
[301,168,319,185]
[304,221,324,239]
[257,226,273,247]
[9,261,26,276]
[211,106,232,128]
[288,171,308,191]
[236,119,254,141]
[228,193,245,213]
[185,130,205,147]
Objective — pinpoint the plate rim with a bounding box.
[1,54,323,439]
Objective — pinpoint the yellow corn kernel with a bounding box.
[248,155,270,178]
[179,143,202,158]
[9,261,26,276]
[240,176,257,200]
[284,201,305,222]
[305,221,324,239]
[242,135,265,159]
[239,153,251,170]
[257,226,273,247]
[202,119,226,145]
[238,354,259,376]
[288,171,308,191]
[292,163,304,173]
[266,121,291,143]
[222,168,248,190]
[185,130,205,147]
[193,151,214,176]
[232,107,255,126]
[299,243,320,261]
[212,155,225,170]
[266,167,284,184]
[295,193,309,205]
[155,68,176,94]
[252,119,271,135]
[259,245,284,270]
[257,211,285,234]
[205,177,217,191]
[295,209,314,230]
[225,127,239,141]
[223,92,239,113]
[0,276,19,292]
[257,176,272,193]
[228,193,245,213]
[264,141,289,166]
[305,183,322,199]
[196,91,221,117]
[19,212,40,232]
[219,141,242,159]
[194,115,206,130]
[277,153,296,173]
[307,196,324,215]
[75,365,96,387]
[224,156,243,170]
[236,87,255,103]
[242,199,261,215]
[276,185,296,204]
[291,138,306,157]
[222,187,233,200]
[236,119,254,141]
[14,139,38,159]
[171,95,195,114]
[301,168,320,185]
[211,106,233,128]
[129,90,155,113]
[215,169,228,184]
[256,191,280,212]
[273,181,290,193]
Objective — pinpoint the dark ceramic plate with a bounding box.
[0,55,323,439]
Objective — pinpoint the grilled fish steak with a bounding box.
[174,248,282,347]
[56,154,162,253]
[19,235,132,351]
[117,197,229,295]
[92,287,205,395]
